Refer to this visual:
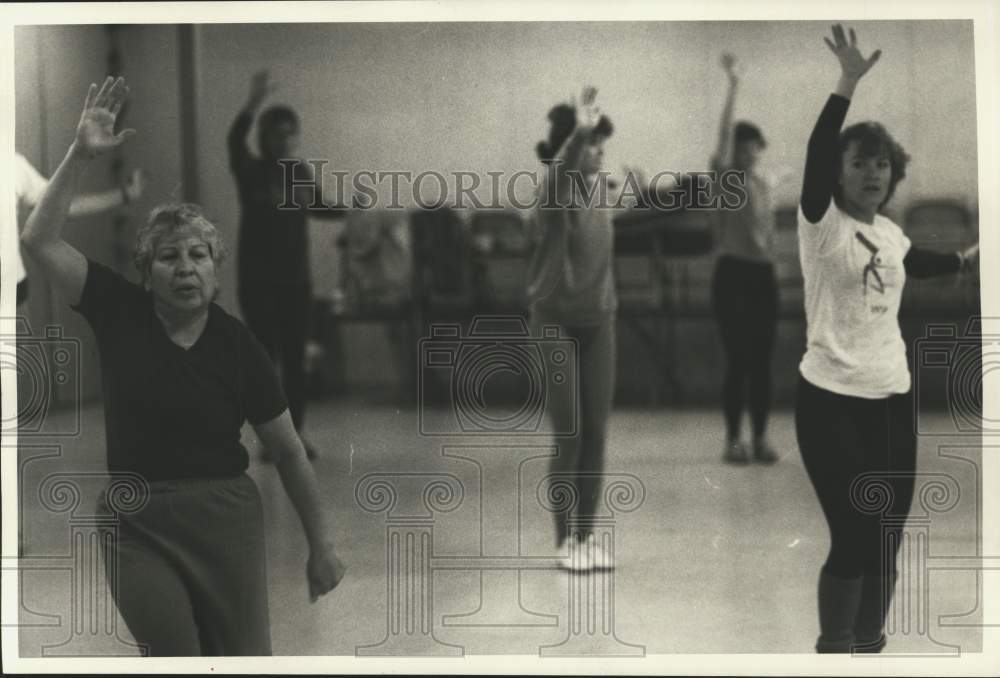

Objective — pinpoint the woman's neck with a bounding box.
[153,301,209,346]
[841,198,877,225]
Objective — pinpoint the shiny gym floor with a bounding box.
[15,400,982,656]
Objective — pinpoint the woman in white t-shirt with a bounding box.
[796,24,978,653]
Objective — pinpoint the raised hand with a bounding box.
[75,77,135,158]
[721,52,739,87]
[247,69,278,112]
[824,24,881,82]
[574,85,601,134]
[307,545,346,602]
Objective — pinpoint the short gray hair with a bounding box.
[133,203,227,283]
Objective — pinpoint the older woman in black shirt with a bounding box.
[21,76,345,656]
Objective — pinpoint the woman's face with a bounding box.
[839,140,892,213]
[580,135,606,176]
[147,228,218,314]
[733,140,763,171]
[262,121,300,159]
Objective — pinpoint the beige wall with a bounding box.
[15,24,183,401]
[14,20,979,398]
[193,20,977,275]
[188,20,977,391]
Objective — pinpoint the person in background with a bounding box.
[13,151,146,305]
[228,70,346,462]
[21,76,346,656]
[528,86,617,573]
[796,25,979,653]
[709,53,780,465]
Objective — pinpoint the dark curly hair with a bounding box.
[535,102,614,164]
[734,120,766,148]
[834,121,911,209]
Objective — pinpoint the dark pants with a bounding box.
[711,256,778,440]
[795,376,917,578]
[533,313,616,542]
[100,474,271,656]
[239,281,311,430]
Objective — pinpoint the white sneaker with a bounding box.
[586,533,615,571]
[557,537,593,572]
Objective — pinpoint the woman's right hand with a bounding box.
[824,24,881,82]
[74,76,135,159]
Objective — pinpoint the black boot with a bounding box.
[852,571,897,653]
[815,570,864,653]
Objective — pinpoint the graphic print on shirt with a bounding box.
[854,230,898,315]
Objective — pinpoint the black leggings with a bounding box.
[239,281,311,430]
[795,377,917,578]
[533,313,616,542]
[711,256,778,440]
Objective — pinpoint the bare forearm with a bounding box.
[275,444,334,552]
[833,74,859,100]
[715,84,737,165]
[22,143,91,249]
[68,187,125,218]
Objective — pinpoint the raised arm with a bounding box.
[228,70,276,174]
[21,77,135,306]
[543,85,602,206]
[800,25,882,224]
[712,53,739,169]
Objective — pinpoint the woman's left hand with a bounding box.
[307,544,347,602]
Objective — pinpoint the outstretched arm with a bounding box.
[21,77,135,306]
[67,168,147,217]
[301,162,350,219]
[800,24,882,224]
[712,53,739,170]
[904,242,978,279]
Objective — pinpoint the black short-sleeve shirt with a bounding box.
[72,259,288,481]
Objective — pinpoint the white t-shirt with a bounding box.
[797,203,912,399]
[9,153,50,285]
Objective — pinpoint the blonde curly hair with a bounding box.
[133,203,227,284]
